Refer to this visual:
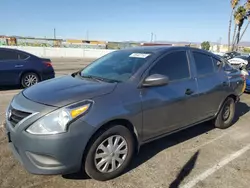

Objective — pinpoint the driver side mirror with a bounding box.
[142,74,169,87]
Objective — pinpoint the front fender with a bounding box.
[82,86,143,142]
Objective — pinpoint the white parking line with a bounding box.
[181,143,250,188]
[188,124,245,153]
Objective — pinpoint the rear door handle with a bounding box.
[15,65,24,68]
[185,88,194,95]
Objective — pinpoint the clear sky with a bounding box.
[1,0,249,43]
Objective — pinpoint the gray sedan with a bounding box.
[5,46,244,181]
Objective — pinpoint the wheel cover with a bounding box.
[24,74,38,87]
[94,135,128,173]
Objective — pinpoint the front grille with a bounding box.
[9,106,32,127]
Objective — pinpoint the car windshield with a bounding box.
[80,50,153,82]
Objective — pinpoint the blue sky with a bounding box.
[1,0,249,43]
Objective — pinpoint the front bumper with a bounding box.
[5,93,96,175]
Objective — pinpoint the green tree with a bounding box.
[243,47,250,53]
[239,1,250,43]
[232,5,246,50]
[233,6,246,50]
[201,41,210,51]
[228,0,240,51]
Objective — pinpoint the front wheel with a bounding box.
[214,97,236,129]
[84,125,135,181]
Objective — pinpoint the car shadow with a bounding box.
[0,85,22,91]
[62,101,250,181]
[233,101,250,123]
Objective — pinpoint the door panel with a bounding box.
[195,73,228,117]
[0,61,24,85]
[191,52,228,118]
[139,50,200,141]
[141,78,199,140]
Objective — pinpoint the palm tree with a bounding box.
[239,1,250,43]
[229,0,240,51]
[232,6,246,51]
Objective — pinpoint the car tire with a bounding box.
[214,97,235,129]
[21,72,39,88]
[84,125,135,181]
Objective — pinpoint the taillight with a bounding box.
[43,61,52,67]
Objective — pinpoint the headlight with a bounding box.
[26,101,92,135]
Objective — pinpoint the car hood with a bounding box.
[22,75,117,107]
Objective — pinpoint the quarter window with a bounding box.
[193,52,214,76]
[18,53,29,60]
[212,58,223,71]
[149,51,190,81]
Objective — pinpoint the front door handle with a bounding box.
[185,88,194,95]
[15,65,24,68]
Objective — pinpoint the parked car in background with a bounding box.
[5,46,245,181]
[233,55,250,64]
[0,48,55,88]
[227,55,249,92]
[223,51,241,60]
[228,56,249,69]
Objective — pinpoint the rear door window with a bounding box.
[193,52,214,76]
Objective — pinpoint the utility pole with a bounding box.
[150,32,153,43]
[154,34,157,43]
[54,28,56,39]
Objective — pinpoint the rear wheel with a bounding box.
[214,97,235,129]
[21,72,39,88]
[84,125,135,181]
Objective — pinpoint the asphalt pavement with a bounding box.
[1,59,250,188]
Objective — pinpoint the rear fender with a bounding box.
[215,94,238,117]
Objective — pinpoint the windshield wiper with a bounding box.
[80,74,102,82]
[80,74,119,83]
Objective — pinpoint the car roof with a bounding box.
[119,46,208,55]
[0,47,35,57]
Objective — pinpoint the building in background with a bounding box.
[16,37,62,47]
[107,42,140,49]
[62,39,107,49]
[0,36,7,45]
[1,35,249,51]
[0,36,17,46]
